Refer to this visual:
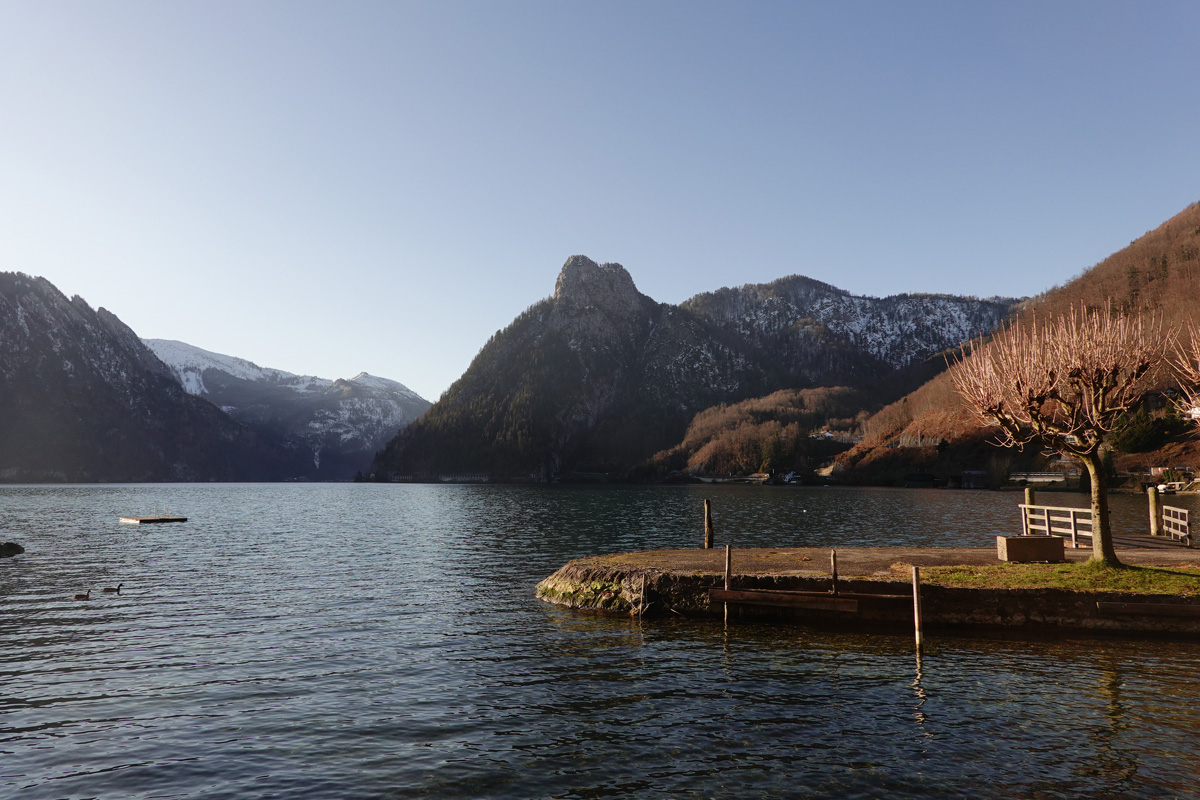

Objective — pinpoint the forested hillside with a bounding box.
[0,273,293,481]
[648,387,869,479]
[373,257,770,479]
[372,256,1018,481]
[836,201,1200,485]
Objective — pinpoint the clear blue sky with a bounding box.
[2,1,1198,401]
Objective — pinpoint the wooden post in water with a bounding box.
[830,549,839,596]
[912,565,924,652]
[1024,486,1036,508]
[704,499,714,549]
[1148,486,1163,537]
[723,543,732,625]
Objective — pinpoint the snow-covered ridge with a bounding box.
[345,372,418,395]
[142,338,431,476]
[143,339,423,400]
[682,276,1017,370]
[144,338,297,386]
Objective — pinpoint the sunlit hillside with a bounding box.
[649,387,870,478]
[836,201,1200,484]
[1038,203,1200,320]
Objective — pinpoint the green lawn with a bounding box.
[922,561,1200,595]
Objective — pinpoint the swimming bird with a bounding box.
[103,583,123,594]
[74,590,91,601]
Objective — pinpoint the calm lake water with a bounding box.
[3,483,1200,799]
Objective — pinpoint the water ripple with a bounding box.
[3,484,1200,798]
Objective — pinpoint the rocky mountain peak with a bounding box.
[553,256,640,310]
[374,254,1026,482]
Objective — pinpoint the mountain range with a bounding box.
[681,276,1019,381]
[144,339,430,478]
[15,200,1195,487]
[0,273,285,481]
[371,255,1018,481]
[0,272,428,482]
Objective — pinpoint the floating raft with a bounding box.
[119,515,188,525]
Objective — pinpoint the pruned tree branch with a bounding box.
[949,305,1172,455]
[948,304,1174,566]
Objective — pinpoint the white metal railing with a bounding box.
[1019,504,1093,549]
[1162,505,1192,547]
[1010,472,1068,483]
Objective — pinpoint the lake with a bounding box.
[3,483,1200,799]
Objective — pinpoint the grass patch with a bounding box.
[921,561,1200,595]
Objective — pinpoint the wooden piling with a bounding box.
[704,499,714,549]
[1024,486,1036,508]
[912,565,924,652]
[724,544,732,591]
[830,549,839,596]
[1148,486,1162,538]
[723,543,732,625]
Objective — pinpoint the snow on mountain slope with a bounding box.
[682,276,1017,372]
[375,256,1022,481]
[144,338,296,390]
[144,338,431,476]
[0,274,290,482]
[344,371,425,399]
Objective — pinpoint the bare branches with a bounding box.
[949,305,1173,456]
[950,305,1175,566]
[1171,323,1200,419]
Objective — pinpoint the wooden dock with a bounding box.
[119,516,188,525]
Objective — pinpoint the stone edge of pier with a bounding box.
[536,547,1200,637]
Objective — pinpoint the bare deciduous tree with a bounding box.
[950,306,1172,566]
[1171,324,1200,421]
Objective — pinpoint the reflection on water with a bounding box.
[911,653,930,729]
[2,484,1199,799]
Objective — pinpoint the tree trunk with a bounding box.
[1083,452,1122,566]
